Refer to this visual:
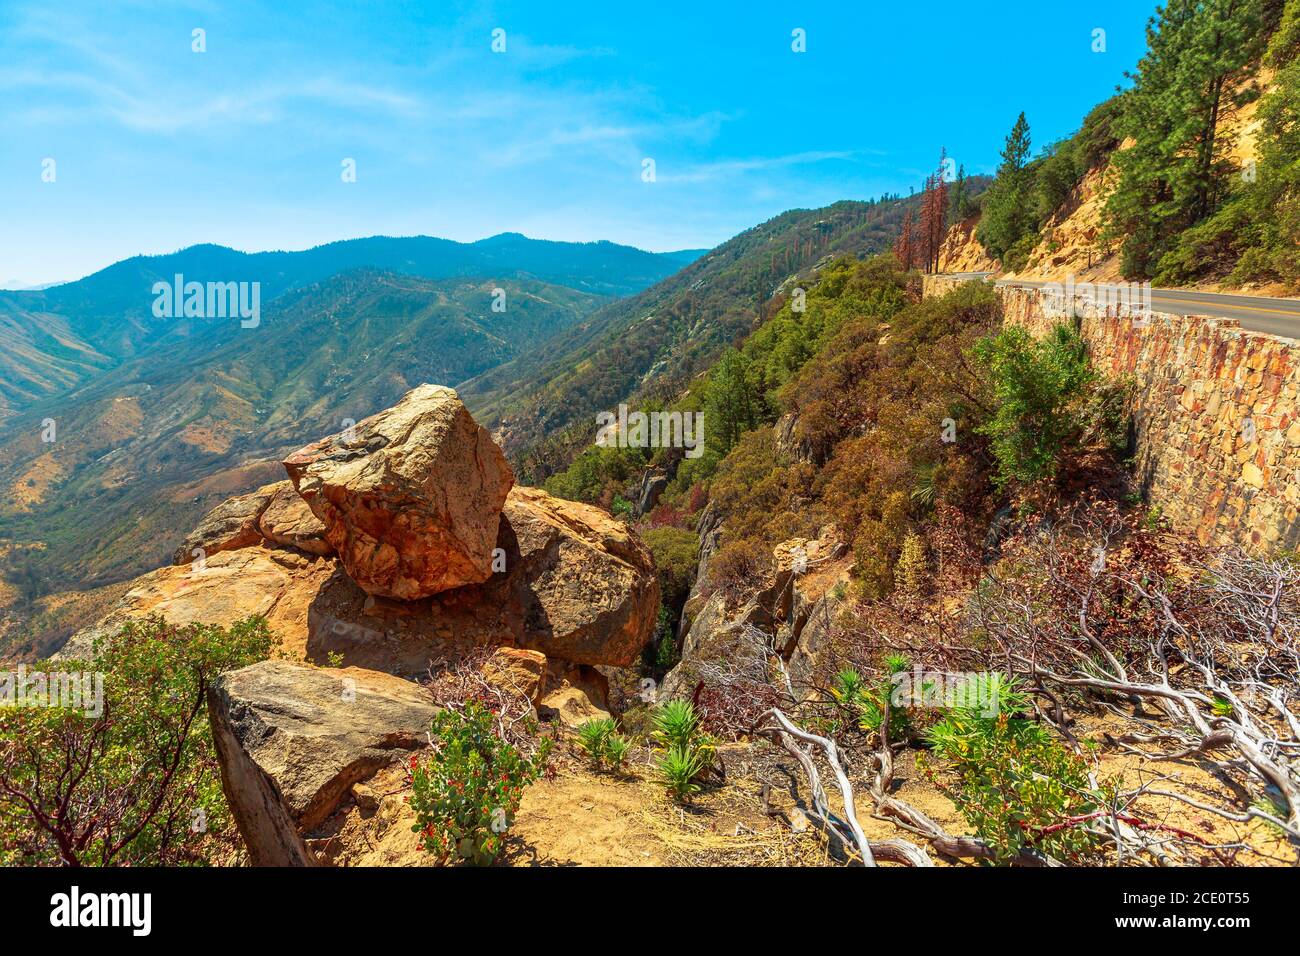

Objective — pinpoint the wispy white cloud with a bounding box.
[656,150,858,185]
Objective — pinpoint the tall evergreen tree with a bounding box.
[704,349,761,454]
[1104,0,1267,278]
[975,113,1037,263]
[949,163,973,221]
[1245,0,1300,276]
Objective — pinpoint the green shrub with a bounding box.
[706,538,770,596]
[575,717,631,771]
[654,622,679,672]
[0,613,274,866]
[544,443,646,505]
[973,323,1114,489]
[409,701,552,865]
[924,676,1106,865]
[893,532,929,598]
[642,526,699,610]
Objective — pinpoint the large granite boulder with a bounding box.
[502,487,659,665]
[283,384,514,600]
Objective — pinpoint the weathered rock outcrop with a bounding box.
[305,486,659,673]
[774,412,812,464]
[74,492,657,675]
[207,658,438,866]
[664,529,849,700]
[257,482,332,556]
[633,469,668,517]
[74,395,657,674]
[677,499,724,641]
[283,384,514,599]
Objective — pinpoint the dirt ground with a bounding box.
[307,711,1294,868]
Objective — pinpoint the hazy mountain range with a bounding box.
[0,194,943,654]
[0,234,703,421]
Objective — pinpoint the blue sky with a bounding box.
[0,0,1153,287]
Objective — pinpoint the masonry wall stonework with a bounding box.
[923,275,1300,553]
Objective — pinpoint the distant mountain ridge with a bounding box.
[0,269,608,617]
[0,234,702,421]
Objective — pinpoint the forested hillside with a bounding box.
[463,184,988,482]
[480,243,1298,869]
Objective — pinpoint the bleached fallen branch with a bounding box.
[758,707,932,866]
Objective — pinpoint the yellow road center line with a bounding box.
[1150,293,1300,318]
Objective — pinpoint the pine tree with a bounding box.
[949,163,972,221]
[1104,0,1267,279]
[704,349,761,453]
[975,113,1037,264]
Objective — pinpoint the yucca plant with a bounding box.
[575,717,630,771]
[831,667,865,706]
[651,699,700,750]
[833,657,913,739]
[655,745,704,802]
[604,733,631,768]
[651,699,715,802]
[883,653,911,674]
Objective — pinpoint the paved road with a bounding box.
[937,273,1300,340]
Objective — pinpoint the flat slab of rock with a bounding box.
[283,384,514,600]
[60,546,334,661]
[207,658,438,866]
[257,482,332,556]
[172,483,279,565]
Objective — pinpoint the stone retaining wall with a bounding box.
[922,275,1300,552]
